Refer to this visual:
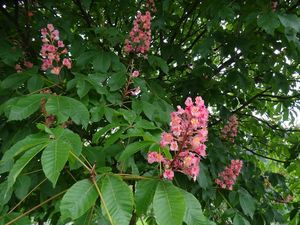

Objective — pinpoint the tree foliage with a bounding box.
[0,0,300,224]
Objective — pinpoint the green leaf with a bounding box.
[135,179,159,216]
[239,188,256,218]
[1,73,30,90]
[14,175,31,200]
[1,133,49,161]
[108,72,127,91]
[93,51,111,73]
[60,179,98,220]
[27,75,44,93]
[153,181,186,225]
[278,14,300,32]
[101,175,133,225]
[41,139,72,187]
[257,12,280,35]
[148,55,169,74]
[92,123,125,144]
[52,127,82,156]
[183,190,214,225]
[3,212,31,225]
[46,95,90,128]
[8,94,45,121]
[118,141,153,161]
[233,214,250,225]
[7,144,46,191]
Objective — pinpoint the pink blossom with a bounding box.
[15,64,22,73]
[170,141,178,151]
[51,67,61,75]
[124,11,152,55]
[131,70,140,77]
[221,115,239,142]
[215,159,243,190]
[40,24,71,74]
[147,96,209,181]
[62,58,72,69]
[147,152,165,164]
[130,86,141,96]
[47,24,54,32]
[58,40,64,48]
[24,61,33,68]
[163,169,174,180]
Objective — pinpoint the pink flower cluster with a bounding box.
[215,159,243,190]
[15,61,33,73]
[221,115,238,142]
[148,96,209,181]
[146,0,157,13]
[40,24,72,75]
[124,11,152,55]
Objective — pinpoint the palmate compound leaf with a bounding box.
[41,139,72,187]
[153,181,186,225]
[101,175,134,225]
[60,179,98,220]
[45,95,89,128]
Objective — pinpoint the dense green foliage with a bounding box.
[0,0,300,224]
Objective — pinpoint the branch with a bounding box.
[243,146,289,163]
[6,190,66,225]
[232,88,272,114]
[260,93,300,100]
[184,26,207,53]
[72,0,94,27]
[239,113,300,133]
[169,0,199,45]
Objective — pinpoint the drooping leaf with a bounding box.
[183,190,215,225]
[153,181,186,225]
[101,175,134,225]
[239,188,256,218]
[60,179,98,220]
[135,179,159,216]
[41,139,72,187]
[233,213,250,225]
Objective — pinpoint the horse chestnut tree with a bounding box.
[0,1,299,224]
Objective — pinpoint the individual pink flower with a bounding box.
[62,58,72,69]
[47,24,54,32]
[215,159,243,190]
[15,64,22,73]
[163,169,174,180]
[57,40,64,48]
[51,67,61,75]
[131,70,140,78]
[130,86,141,96]
[147,96,209,181]
[24,61,33,68]
[147,152,165,164]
